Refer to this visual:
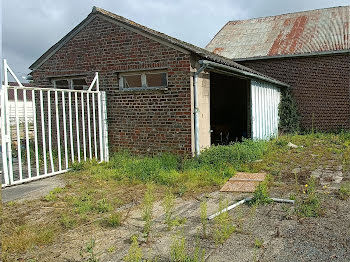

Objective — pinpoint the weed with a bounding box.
[107,246,116,253]
[213,199,235,245]
[81,237,99,262]
[295,178,322,218]
[102,212,122,228]
[95,198,113,213]
[59,214,77,229]
[170,231,187,261]
[124,236,143,262]
[254,238,263,248]
[162,189,176,230]
[44,187,64,202]
[339,183,350,200]
[200,200,208,238]
[170,231,205,262]
[250,181,272,205]
[142,183,155,239]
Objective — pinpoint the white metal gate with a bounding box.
[1,60,108,187]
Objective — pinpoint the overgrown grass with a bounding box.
[3,133,349,261]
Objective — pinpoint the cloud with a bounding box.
[2,0,348,80]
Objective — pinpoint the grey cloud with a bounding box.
[2,0,349,80]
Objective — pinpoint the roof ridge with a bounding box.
[228,5,349,24]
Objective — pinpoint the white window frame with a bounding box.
[119,70,168,91]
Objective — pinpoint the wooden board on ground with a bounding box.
[220,172,266,192]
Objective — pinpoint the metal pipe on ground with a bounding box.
[207,197,295,220]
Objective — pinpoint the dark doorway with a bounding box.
[210,72,250,145]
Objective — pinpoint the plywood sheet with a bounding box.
[220,172,266,192]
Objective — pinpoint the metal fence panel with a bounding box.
[1,60,108,187]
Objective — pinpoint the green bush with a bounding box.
[279,87,300,134]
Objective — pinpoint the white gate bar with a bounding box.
[92,93,97,159]
[88,72,99,91]
[47,91,55,172]
[1,84,9,185]
[62,91,69,169]
[40,90,47,174]
[75,92,81,162]
[7,85,99,94]
[81,92,86,161]
[68,92,74,163]
[54,90,62,170]
[23,89,31,178]
[32,90,39,176]
[102,91,109,161]
[98,92,103,162]
[14,88,23,180]
[87,93,92,159]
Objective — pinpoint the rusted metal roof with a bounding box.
[206,6,350,59]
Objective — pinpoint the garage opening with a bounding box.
[210,72,250,145]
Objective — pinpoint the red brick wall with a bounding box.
[240,53,350,131]
[32,16,192,155]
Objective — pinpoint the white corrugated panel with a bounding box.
[251,80,280,140]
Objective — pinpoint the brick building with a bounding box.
[29,7,287,156]
[206,6,350,131]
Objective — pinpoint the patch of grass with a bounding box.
[254,238,264,248]
[338,183,350,200]
[2,223,57,254]
[102,212,122,228]
[95,198,113,213]
[295,178,322,218]
[44,187,64,202]
[162,189,176,230]
[142,183,155,239]
[124,236,143,262]
[59,213,77,229]
[213,199,236,245]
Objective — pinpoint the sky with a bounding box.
[2,0,349,81]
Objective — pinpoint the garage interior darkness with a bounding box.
[210,72,250,145]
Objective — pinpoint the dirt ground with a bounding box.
[6,185,349,262]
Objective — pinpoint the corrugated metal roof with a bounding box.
[206,6,350,59]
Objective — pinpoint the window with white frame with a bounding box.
[119,71,167,90]
[52,78,88,90]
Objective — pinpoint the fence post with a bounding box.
[1,60,10,185]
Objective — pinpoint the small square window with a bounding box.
[119,71,167,90]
